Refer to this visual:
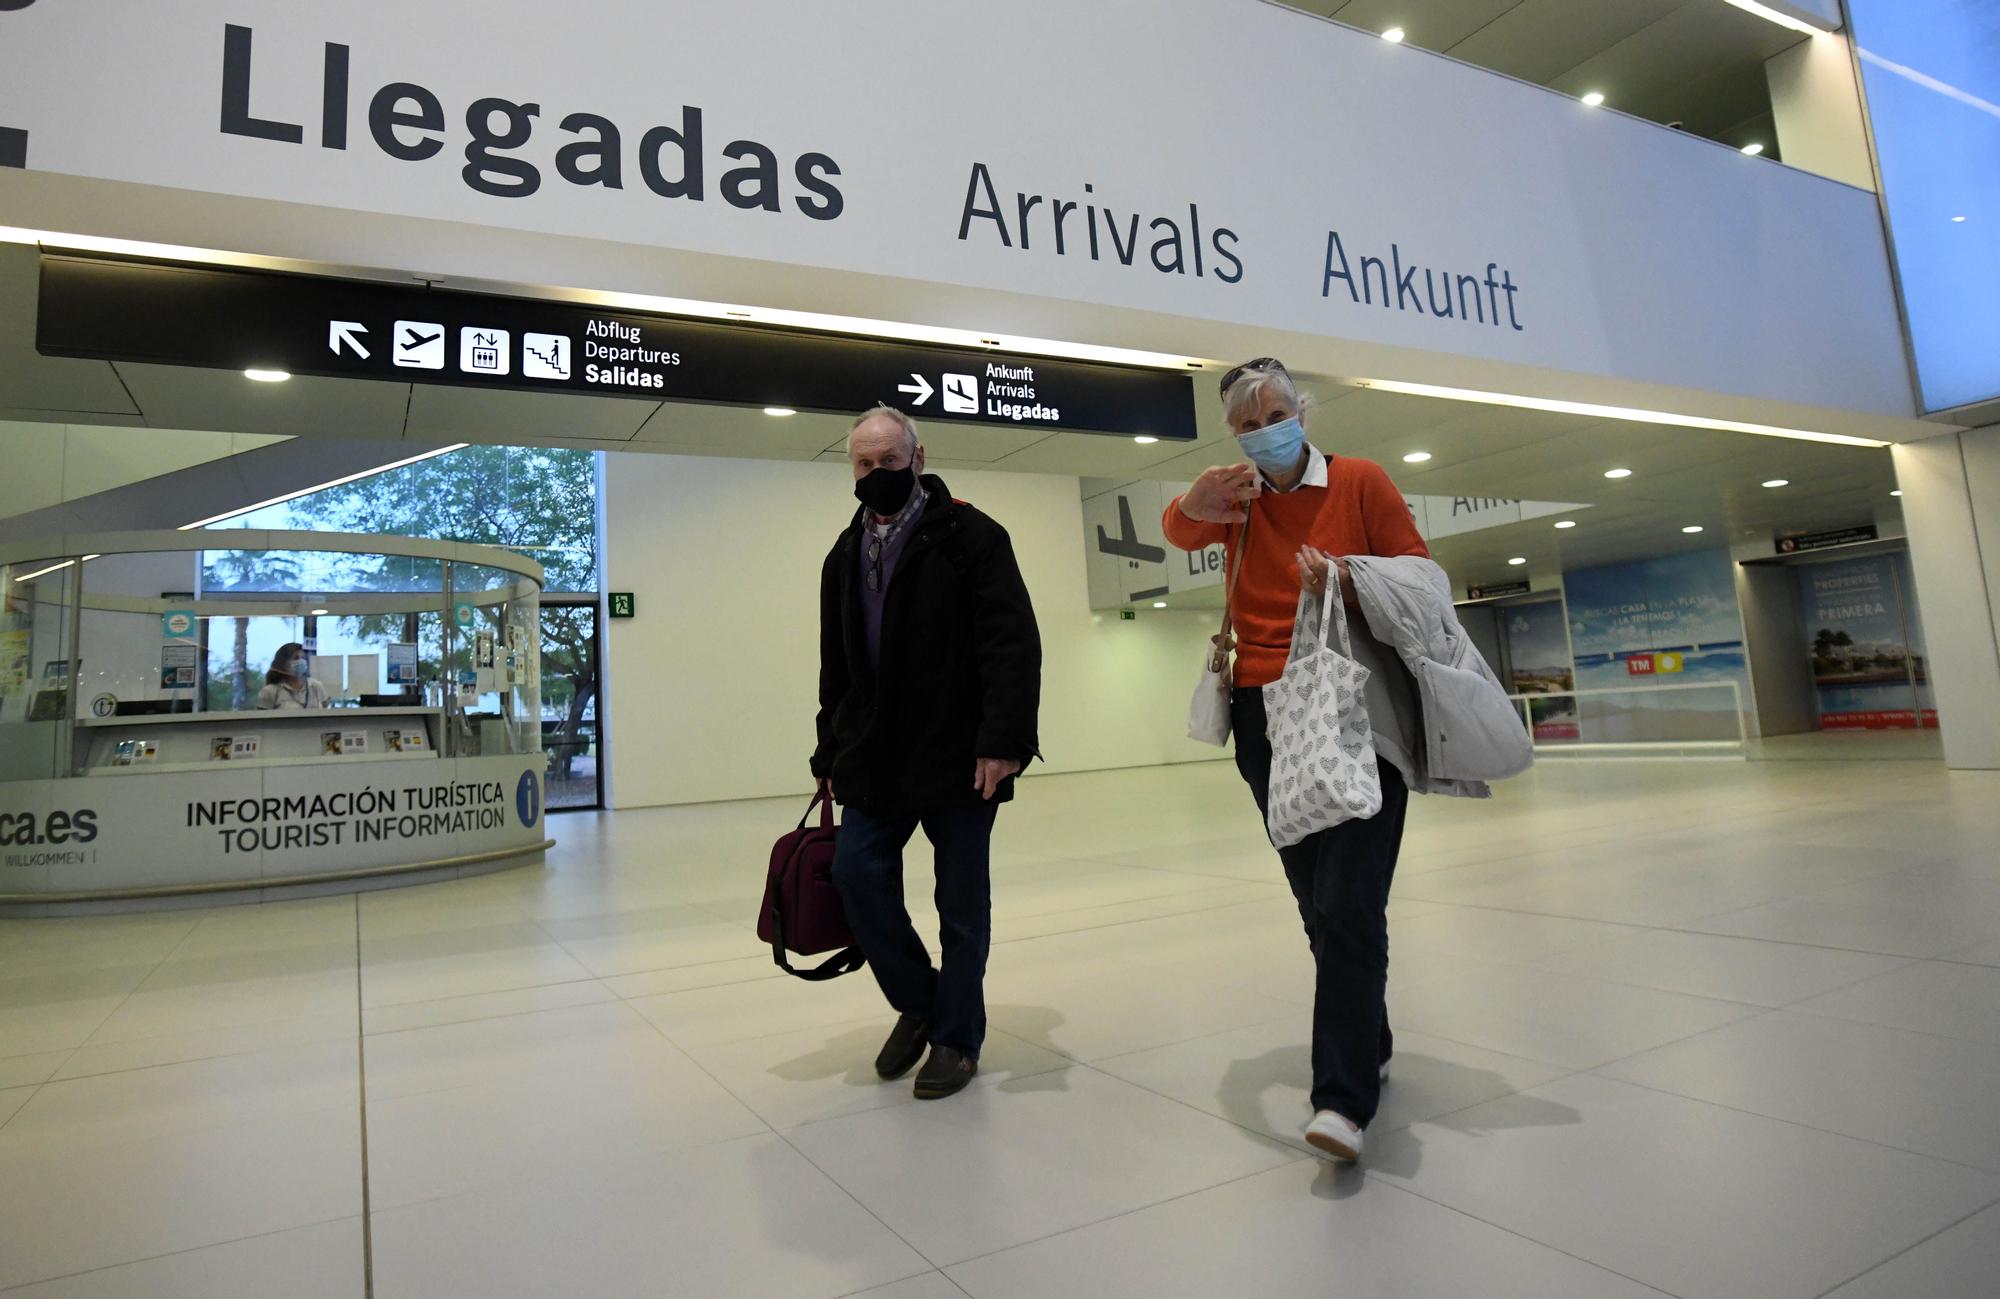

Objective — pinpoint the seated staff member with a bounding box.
[1163,357,1428,1165]
[256,643,330,710]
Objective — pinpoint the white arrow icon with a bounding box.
[897,373,934,406]
[328,321,371,360]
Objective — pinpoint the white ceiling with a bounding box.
[1294,0,1803,153]
[0,241,1898,582]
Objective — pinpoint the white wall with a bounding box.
[602,454,1221,808]
[1894,426,2000,768]
[1766,34,1877,192]
[0,421,288,523]
[72,551,202,716]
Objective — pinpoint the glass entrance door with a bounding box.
[540,600,602,810]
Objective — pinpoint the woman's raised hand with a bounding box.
[1179,464,1261,524]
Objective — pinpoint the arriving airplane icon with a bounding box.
[942,373,979,413]
[1096,497,1167,565]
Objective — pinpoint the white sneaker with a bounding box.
[1304,1110,1363,1162]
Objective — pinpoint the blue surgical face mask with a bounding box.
[1237,415,1306,476]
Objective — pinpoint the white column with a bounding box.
[1894,426,2000,769]
[1765,32,1876,191]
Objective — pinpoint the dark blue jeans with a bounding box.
[1232,687,1409,1127]
[831,801,999,1058]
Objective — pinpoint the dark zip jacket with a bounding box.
[812,474,1042,814]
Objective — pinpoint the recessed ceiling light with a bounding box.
[1682,525,1705,534]
[1762,478,1789,488]
[1891,489,1903,497]
[1952,215,1968,223]
[1134,435,1159,445]
[1554,520,1577,530]
[309,608,329,616]
[1402,451,1432,463]
[1508,557,1527,567]
[1382,26,1406,43]
[1152,601,1167,609]
[1604,468,1632,479]
[763,406,796,417]
[1741,142,1765,156]
[1581,91,1606,108]
[244,369,290,382]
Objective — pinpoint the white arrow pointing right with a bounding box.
[328,321,371,360]
[897,373,933,406]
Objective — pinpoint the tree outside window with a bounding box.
[203,446,601,778]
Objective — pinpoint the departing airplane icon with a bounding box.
[392,319,446,369]
[1096,497,1166,566]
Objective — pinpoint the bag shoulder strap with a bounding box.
[1209,509,1254,675]
[763,867,865,981]
[772,937,866,981]
[796,788,834,831]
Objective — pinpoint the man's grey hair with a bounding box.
[1222,366,1310,426]
[849,404,921,458]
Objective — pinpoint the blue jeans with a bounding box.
[1232,687,1409,1127]
[831,801,999,1058]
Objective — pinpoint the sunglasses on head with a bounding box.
[1219,357,1285,398]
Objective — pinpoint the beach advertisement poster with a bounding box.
[1564,550,1749,743]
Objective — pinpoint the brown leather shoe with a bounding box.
[875,1013,930,1080]
[913,1045,977,1100]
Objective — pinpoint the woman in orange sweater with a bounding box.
[1163,357,1429,1165]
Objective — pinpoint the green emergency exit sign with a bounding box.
[608,593,636,619]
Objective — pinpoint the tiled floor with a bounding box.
[3,754,1999,1297]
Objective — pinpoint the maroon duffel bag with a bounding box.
[757,790,865,981]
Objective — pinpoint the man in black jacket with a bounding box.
[814,405,1042,1100]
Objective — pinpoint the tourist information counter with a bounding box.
[0,530,552,911]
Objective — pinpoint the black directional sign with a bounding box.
[37,255,1199,441]
[1775,525,1879,555]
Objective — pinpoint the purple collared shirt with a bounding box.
[860,486,927,670]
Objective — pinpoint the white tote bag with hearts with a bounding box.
[1262,587,1382,849]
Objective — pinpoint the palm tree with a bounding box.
[203,549,304,708]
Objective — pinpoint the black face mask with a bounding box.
[854,464,917,517]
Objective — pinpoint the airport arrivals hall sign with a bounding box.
[0,2,1906,418]
[201,20,1526,338]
